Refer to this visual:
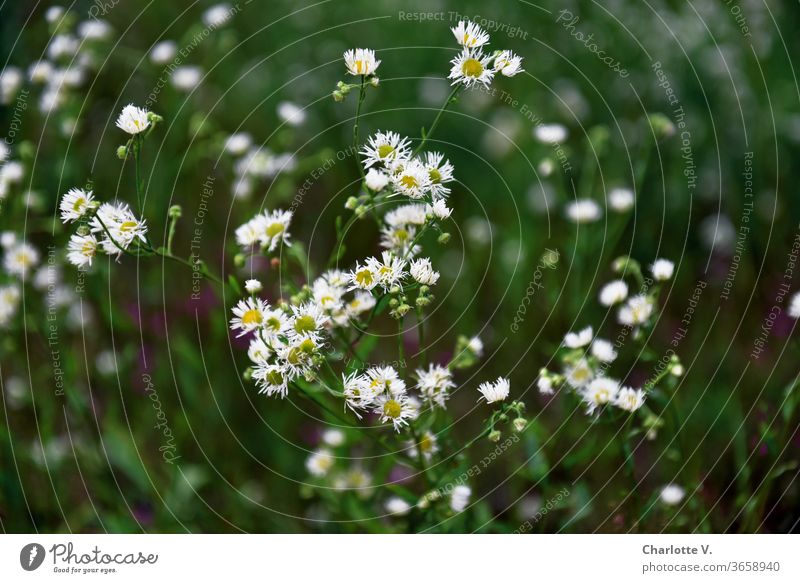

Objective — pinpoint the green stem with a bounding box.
[416,306,427,366]
[414,85,460,156]
[352,76,367,180]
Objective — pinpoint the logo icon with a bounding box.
[20,543,46,571]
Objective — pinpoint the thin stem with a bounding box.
[413,85,460,156]
[166,213,179,255]
[133,136,142,214]
[410,426,434,488]
[352,76,367,180]
[416,306,427,366]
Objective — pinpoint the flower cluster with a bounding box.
[448,21,523,88]
[224,133,297,200]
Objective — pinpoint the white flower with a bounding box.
[171,66,202,91]
[618,294,654,327]
[342,371,378,416]
[0,231,15,247]
[468,336,484,357]
[427,198,452,220]
[0,67,22,104]
[202,3,233,27]
[289,302,329,337]
[651,258,675,281]
[415,364,455,407]
[59,188,95,223]
[78,19,112,40]
[343,48,380,76]
[385,497,412,515]
[599,280,628,306]
[0,285,20,326]
[494,50,524,77]
[28,61,53,84]
[422,152,455,198]
[4,242,39,277]
[789,293,800,319]
[0,160,24,183]
[372,251,407,290]
[247,332,274,364]
[244,279,262,294]
[659,484,685,506]
[47,34,78,60]
[150,40,178,64]
[450,485,471,512]
[229,297,269,336]
[534,124,568,144]
[306,449,334,477]
[66,233,98,268]
[451,21,490,48]
[608,187,634,212]
[409,257,440,285]
[89,202,147,255]
[373,393,415,431]
[253,362,291,397]
[615,387,645,412]
[365,366,406,397]
[583,377,620,413]
[277,101,306,126]
[537,374,554,395]
[225,132,252,155]
[365,168,390,191]
[115,104,150,135]
[564,325,592,348]
[591,338,617,363]
[449,48,495,88]
[478,377,510,404]
[361,131,412,169]
[236,209,292,252]
[348,261,379,291]
[565,358,593,389]
[322,429,345,447]
[45,6,65,23]
[385,204,427,228]
[566,199,601,223]
[392,158,432,199]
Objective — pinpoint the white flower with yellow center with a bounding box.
[4,241,40,276]
[312,279,344,314]
[451,21,490,48]
[427,199,453,220]
[380,224,419,257]
[493,50,524,77]
[229,297,269,337]
[565,358,593,389]
[66,233,98,268]
[415,364,455,407]
[306,448,334,477]
[422,152,455,198]
[237,209,292,252]
[563,325,592,348]
[348,261,379,291]
[369,251,407,290]
[59,187,95,223]
[247,332,274,364]
[342,371,377,417]
[373,393,415,431]
[477,377,511,403]
[618,294,654,327]
[90,203,148,256]
[599,280,628,306]
[115,104,150,135]
[583,377,620,413]
[343,48,380,76]
[289,302,329,337]
[384,204,427,228]
[407,430,439,461]
[449,48,495,88]
[361,131,411,169]
[278,334,321,375]
[252,362,291,398]
[366,366,406,396]
[391,158,432,199]
[409,257,440,285]
[615,387,645,412]
[345,291,376,319]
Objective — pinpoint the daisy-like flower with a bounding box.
[374,393,415,431]
[306,448,334,477]
[564,358,593,389]
[244,279,262,294]
[599,280,628,306]
[583,377,620,414]
[289,302,329,337]
[416,364,455,407]
[537,374,554,395]
[565,199,601,223]
[427,198,452,220]
[344,48,381,76]
[408,430,439,462]
[28,61,53,84]
[450,485,472,512]
[322,429,345,447]
[90,202,148,256]
[789,292,800,319]
[451,21,490,48]
[0,285,21,326]
[591,338,618,363]
[312,278,345,313]
[59,187,95,223]
[608,187,634,212]
[115,104,150,135]
[237,209,293,252]
[261,307,290,338]
[563,325,592,348]
[380,224,418,257]
[449,48,495,88]
[659,483,686,506]
[66,233,98,268]
[384,204,427,228]
[423,152,455,198]
[618,294,654,327]
[361,131,412,169]
[409,257,440,285]
[342,371,378,417]
[349,261,379,291]
[202,3,233,28]
[493,50,524,77]
[615,387,645,412]
[365,168,390,191]
[345,291,376,319]
[366,366,406,396]
[224,132,252,155]
[247,331,274,364]
[468,336,484,357]
[277,101,306,126]
[229,297,269,337]
[279,334,322,375]
[392,158,432,199]
[150,40,178,64]
[477,377,511,404]
[651,258,675,281]
[252,363,291,398]
[385,497,412,516]
[370,251,407,290]
[4,241,40,276]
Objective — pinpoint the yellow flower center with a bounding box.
[241,309,263,326]
[266,316,282,331]
[377,144,395,159]
[266,370,284,386]
[265,222,284,238]
[400,175,418,189]
[355,268,374,287]
[462,58,483,78]
[119,220,138,233]
[395,229,408,241]
[81,241,95,255]
[428,168,441,183]
[383,399,402,419]
[73,197,86,211]
[294,314,317,333]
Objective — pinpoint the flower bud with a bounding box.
[488,430,502,443]
[234,253,246,268]
[345,196,358,210]
[332,90,344,102]
[370,76,380,87]
[168,205,182,219]
[147,112,164,124]
[513,418,527,433]
[116,145,128,160]
[437,232,451,244]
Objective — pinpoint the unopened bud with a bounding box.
[488,430,502,443]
